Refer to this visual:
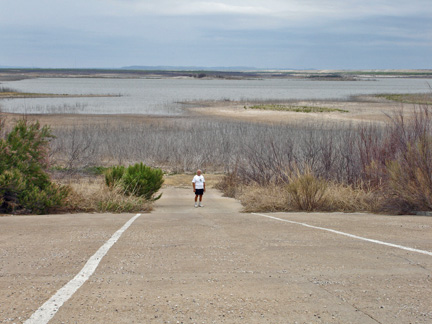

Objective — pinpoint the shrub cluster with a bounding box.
[105,162,164,201]
[219,105,432,214]
[377,108,432,212]
[0,120,69,214]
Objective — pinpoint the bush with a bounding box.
[0,120,69,214]
[64,178,152,213]
[214,168,240,198]
[362,105,432,213]
[385,136,432,211]
[105,165,126,187]
[286,166,328,211]
[105,163,164,200]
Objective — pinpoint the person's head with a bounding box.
[197,169,202,176]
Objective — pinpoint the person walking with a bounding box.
[192,169,205,207]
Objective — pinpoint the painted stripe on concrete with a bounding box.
[252,213,432,257]
[24,213,142,324]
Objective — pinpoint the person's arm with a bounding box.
[192,181,196,192]
[203,181,206,192]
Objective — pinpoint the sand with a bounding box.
[186,98,410,125]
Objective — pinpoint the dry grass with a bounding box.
[249,104,348,113]
[238,185,290,213]
[56,176,152,213]
[163,173,224,188]
[324,182,380,212]
[236,182,377,213]
[285,166,328,211]
[375,93,432,105]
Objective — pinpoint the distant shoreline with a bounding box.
[1,68,432,82]
[0,92,120,99]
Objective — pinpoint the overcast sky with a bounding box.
[1,0,431,69]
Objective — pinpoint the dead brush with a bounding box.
[364,104,432,213]
[214,167,241,198]
[385,136,432,212]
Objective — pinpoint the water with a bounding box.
[1,77,431,115]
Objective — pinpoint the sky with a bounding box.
[1,0,431,69]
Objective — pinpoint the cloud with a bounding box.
[2,0,432,31]
[1,0,431,68]
[98,0,432,20]
[100,0,275,16]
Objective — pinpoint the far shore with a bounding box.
[0,92,120,99]
[1,68,432,82]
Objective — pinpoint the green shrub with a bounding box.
[0,120,69,214]
[105,163,164,201]
[105,165,125,187]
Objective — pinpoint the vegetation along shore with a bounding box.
[1,71,432,215]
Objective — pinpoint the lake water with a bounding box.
[1,77,431,115]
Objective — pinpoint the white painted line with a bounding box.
[24,213,142,324]
[252,213,432,257]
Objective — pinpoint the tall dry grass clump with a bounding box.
[239,185,290,213]
[380,107,432,211]
[60,177,152,213]
[324,182,379,212]
[237,171,374,213]
[285,166,328,211]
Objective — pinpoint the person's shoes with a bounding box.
[194,203,198,208]
[199,203,204,207]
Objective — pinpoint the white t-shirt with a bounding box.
[192,175,205,189]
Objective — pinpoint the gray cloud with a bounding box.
[0,0,431,68]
